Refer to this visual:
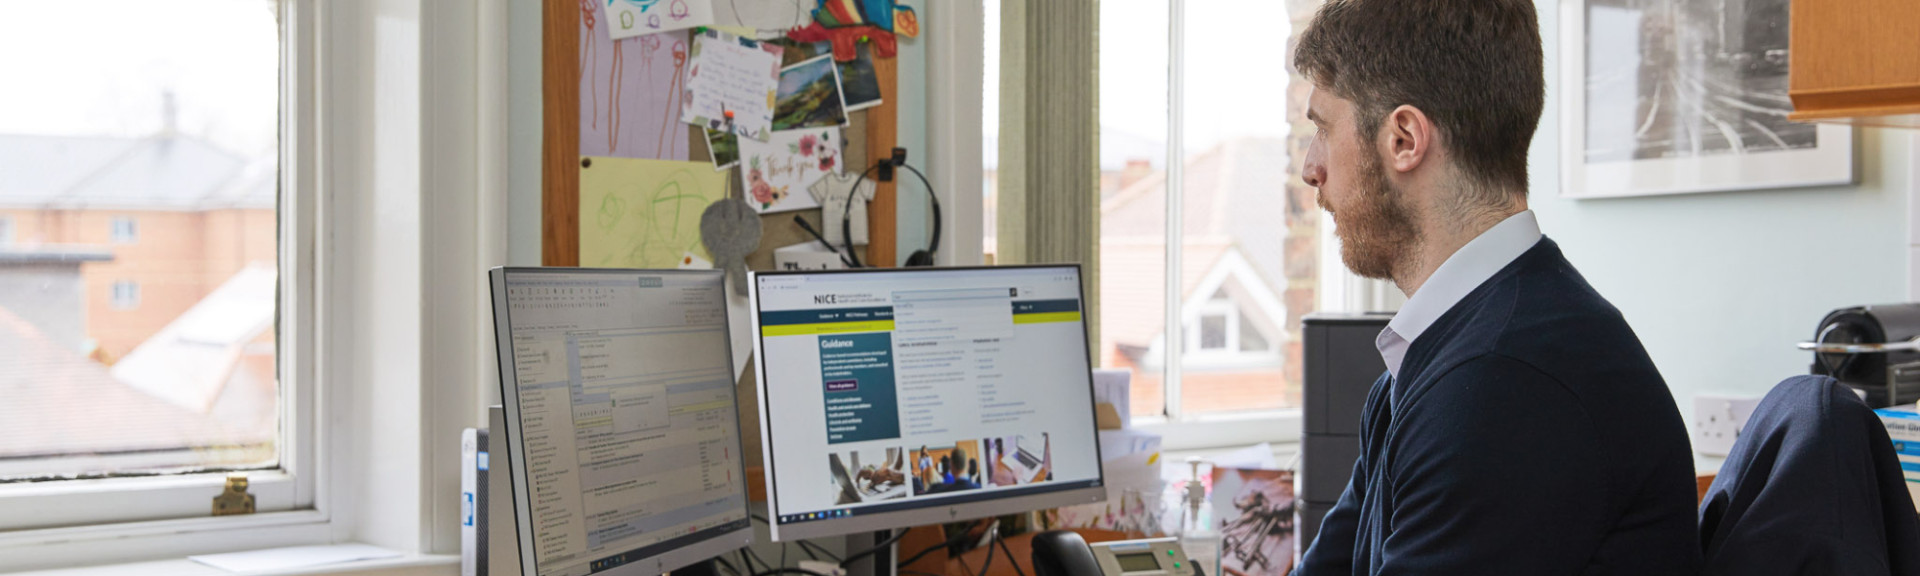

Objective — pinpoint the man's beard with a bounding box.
[1322,152,1418,280]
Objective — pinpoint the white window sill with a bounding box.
[2,552,458,576]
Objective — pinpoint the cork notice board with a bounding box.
[541,0,901,269]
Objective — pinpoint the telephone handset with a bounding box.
[1031,532,1200,576]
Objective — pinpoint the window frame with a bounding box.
[109,216,139,244]
[0,0,320,554]
[1120,0,1327,450]
[110,279,140,310]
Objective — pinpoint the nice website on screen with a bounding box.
[756,268,1102,521]
[504,272,747,576]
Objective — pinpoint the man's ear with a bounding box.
[1383,105,1433,175]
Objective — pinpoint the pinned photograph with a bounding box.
[773,54,849,131]
[704,128,739,170]
[792,41,882,112]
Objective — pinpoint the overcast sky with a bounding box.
[0,0,279,156]
[1,0,1290,168]
[984,0,1294,169]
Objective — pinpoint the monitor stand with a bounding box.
[668,560,721,576]
[843,530,897,576]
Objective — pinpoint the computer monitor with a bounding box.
[748,265,1106,541]
[489,268,752,576]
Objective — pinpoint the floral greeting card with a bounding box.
[736,126,841,213]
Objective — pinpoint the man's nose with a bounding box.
[1302,161,1326,188]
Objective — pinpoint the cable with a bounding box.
[744,546,772,573]
[995,532,1028,576]
[799,540,842,562]
[839,528,908,568]
[895,522,981,568]
[839,149,942,268]
[792,215,856,267]
[715,555,741,576]
[797,540,819,561]
[974,533,996,576]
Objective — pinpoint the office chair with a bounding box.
[1698,375,1920,576]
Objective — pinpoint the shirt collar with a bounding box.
[1375,210,1543,377]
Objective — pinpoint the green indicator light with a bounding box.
[1174,562,1182,569]
[1167,550,1175,556]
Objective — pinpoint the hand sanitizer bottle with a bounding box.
[1177,457,1221,575]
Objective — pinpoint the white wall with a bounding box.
[1530,0,1911,422]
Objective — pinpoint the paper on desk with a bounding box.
[189,543,400,573]
[1212,442,1280,470]
[1093,369,1132,429]
[1044,449,1167,536]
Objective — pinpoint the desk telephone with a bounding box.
[1032,532,1199,576]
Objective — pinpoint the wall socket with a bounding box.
[1693,394,1763,456]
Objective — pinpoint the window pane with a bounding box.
[1199,314,1228,350]
[0,0,280,480]
[1095,0,1171,419]
[1176,0,1313,415]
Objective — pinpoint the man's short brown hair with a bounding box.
[1294,0,1544,196]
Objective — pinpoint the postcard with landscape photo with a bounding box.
[791,41,882,112]
[773,54,848,131]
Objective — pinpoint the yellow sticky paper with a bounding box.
[580,156,727,269]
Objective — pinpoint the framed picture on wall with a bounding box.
[1560,0,1854,199]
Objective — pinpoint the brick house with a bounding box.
[0,132,276,364]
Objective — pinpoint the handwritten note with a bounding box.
[606,0,714,40]
[580,156,727,269]
[578,2,689,160]
[681,29,782,142]
[737,127,841,214]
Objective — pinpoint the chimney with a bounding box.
[1119,158,1153,190]
[161,90,178,136]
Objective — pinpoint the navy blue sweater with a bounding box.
[1295,238,1701,575]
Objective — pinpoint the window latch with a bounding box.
[212,474,256,516]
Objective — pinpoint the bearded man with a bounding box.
[1289,0,1700,574]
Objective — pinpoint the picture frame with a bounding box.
[1559,0,1854,199]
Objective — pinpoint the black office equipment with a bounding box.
[1032,531,1103,576]
[1805,303,1920,407]
[1299,313,1392,548]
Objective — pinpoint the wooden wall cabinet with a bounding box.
[1789,0,1920,127]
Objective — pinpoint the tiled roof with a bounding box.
[0,304,240,460]
[113,265,276,415]
[1097,137,1291,356]
[0,133,273,211]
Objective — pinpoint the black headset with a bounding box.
[792,147,940,268]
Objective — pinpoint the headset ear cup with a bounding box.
[905,250,934,267]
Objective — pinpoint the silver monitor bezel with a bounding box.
[746,264,1108,542]
[489,267,754,576]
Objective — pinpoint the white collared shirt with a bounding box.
[1375,210,1543,380]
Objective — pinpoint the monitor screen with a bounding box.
[490,268,751,576]
[749,265,1105,541]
